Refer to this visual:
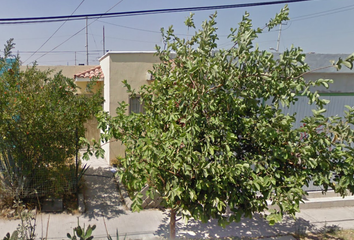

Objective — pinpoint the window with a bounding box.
[129,96,144,114]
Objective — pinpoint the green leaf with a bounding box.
[85,228,93,238]
[342,60,353,70]
[266,212,282,225]
[75,227,83,237]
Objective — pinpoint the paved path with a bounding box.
[82,156,125,220]
[0,152,353,239]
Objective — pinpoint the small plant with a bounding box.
[67,218,96,240]
[103,217,125,240]
[319,223,341,237]
[3,231,18,240]
[106,230,122,240]
[17,210,37,240]
[294,221,307,239]
[3,200,37,240]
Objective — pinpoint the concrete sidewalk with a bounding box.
[1,206,354,239]
[1,153,354,239]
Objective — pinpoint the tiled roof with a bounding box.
[74,66,104,79]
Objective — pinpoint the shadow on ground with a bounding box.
[82,166,125,220]
[155,211,321,239]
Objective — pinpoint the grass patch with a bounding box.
[295,229,354,240]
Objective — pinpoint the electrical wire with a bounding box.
[20,50,102,53]
[23,0,86,64]
[291,3,354,22]
[97,20,161,34]
[97,19,230,37]
[24,0,346,64]
[90,33,158,44]
[31,0,125,63]
[32,27,87,63]
[98,2,352,39]
[0,0,314,24]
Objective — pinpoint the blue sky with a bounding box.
[0,0,353,66]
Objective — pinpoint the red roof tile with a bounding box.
[74,66,104,79]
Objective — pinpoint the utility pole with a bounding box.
[276,24,282,52]
[275,22,288,52]
[86,17,89,65]
[103,26,106,55]
[75,51,77,66]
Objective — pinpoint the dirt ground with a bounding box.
[297,229,354,240]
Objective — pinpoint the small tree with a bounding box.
[94,6,354,239]
[0,40,103,199]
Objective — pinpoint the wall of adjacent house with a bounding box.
[304,72,354,93]
[21,65,103,95]
[99,52,160,164]
[20,65,97,78]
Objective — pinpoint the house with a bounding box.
[99,51,160,164]
[21,53,354,166]
[20,53,159,165]
[98,52,354,165]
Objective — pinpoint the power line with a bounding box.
[97,19,221,37]
[31,0,125,63]
[20,50,102,54]
[97,20,161,34]
[90,33,158,44]
[32,27,87,63]
[105,0,126,13]
[23,0,86,64]
[291,3,354,22]
[0,0,314,24]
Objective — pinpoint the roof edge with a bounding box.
[99,51,157,62]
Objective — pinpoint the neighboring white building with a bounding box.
[281,54,354,129]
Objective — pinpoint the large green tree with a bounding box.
[93,6,354,239]
[0,39,103,198]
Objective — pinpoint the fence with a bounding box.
[0,150,86,200]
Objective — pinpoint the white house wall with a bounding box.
[99,54,111,164]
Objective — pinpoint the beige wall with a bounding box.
[84,118,100,144]
[105,53,160,116]
[99,52,160,164]
[75,81,103,95]
[20,65,103,95]
[20,65,97,78]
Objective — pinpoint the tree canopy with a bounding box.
[0,40,103,198]
[93,6,354,238]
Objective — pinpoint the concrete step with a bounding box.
[300,195,354,209]
[300,190,354,209]
[267,191,354,210]
[305,190,342,198]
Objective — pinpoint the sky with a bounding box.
[0,0,353,66]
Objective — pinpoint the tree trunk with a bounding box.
[170,208,176,240]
